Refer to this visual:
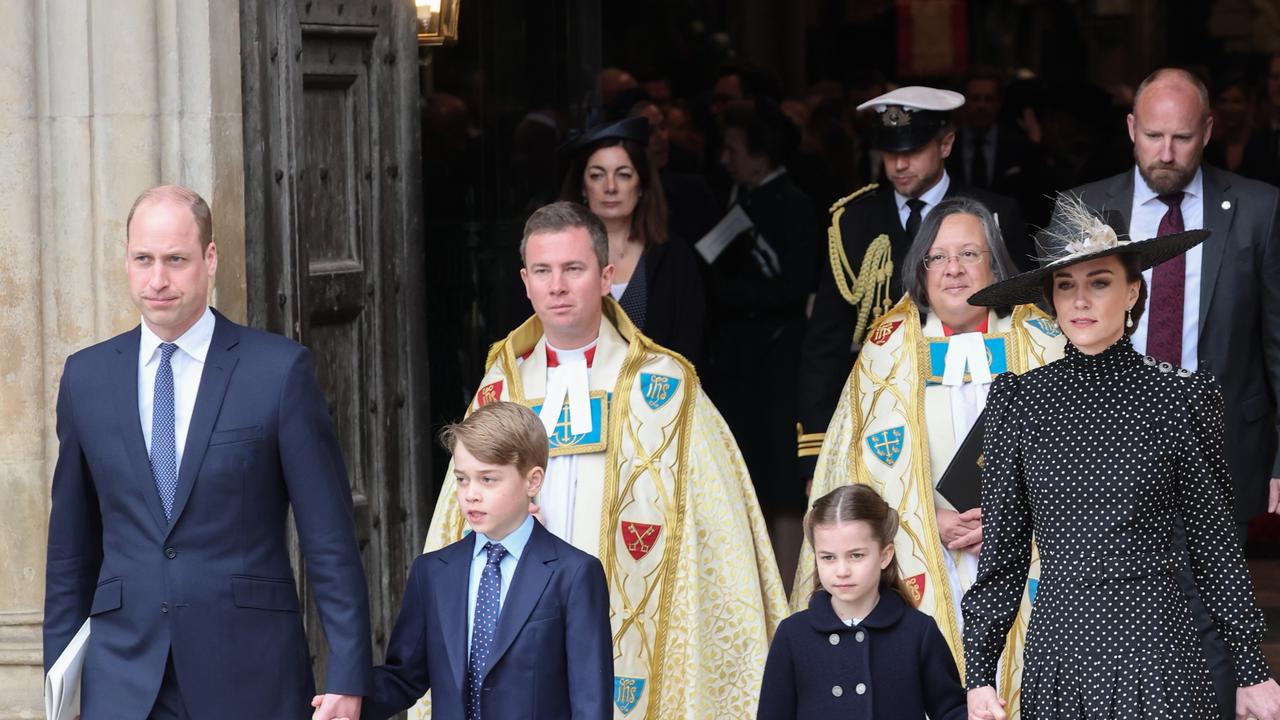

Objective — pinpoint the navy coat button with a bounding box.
[165,547,177,559]
[828,633,840,645]
[832,685,843,697]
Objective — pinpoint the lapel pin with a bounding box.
[1222,200,1231,210]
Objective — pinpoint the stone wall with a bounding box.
[0,2,244,716]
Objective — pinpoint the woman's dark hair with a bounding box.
[902,197,1019,316]
[559,138,669,247]
[1039,251,1148,335]
[804,485,915,605]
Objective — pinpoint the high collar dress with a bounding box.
[961,336,1270,718]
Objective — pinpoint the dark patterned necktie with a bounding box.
[905,198,926,240]
[466,542,507,720]
[974,132,991,188]
[1147,192,1186,365]
[151,342,179,520]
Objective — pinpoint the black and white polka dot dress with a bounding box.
[961,336,1270,718]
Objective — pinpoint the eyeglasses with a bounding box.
[923,249,990,271]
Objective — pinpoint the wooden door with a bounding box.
[239,0,429,687]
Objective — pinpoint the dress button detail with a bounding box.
[855,630,865,642]
[856,682,867,695]
[828,633,840,645]
[831,685,843,697]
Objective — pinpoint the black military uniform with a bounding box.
[796,87,1027,479]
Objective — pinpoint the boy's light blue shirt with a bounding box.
[466,513,535,650]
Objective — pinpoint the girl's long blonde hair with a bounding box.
[804,484,914,604]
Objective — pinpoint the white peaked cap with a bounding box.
[856,86,966,113]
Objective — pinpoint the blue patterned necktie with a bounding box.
[466,542,508,720]
[151,342,179,520]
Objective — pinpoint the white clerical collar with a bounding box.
[942,331,992,386]
[538,338,598,437]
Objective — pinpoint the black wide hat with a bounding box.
[967,194,1210,308]
[559,115,650,157]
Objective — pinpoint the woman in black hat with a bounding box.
[961,197,1280,719]
[559,116,706,365]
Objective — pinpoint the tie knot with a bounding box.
[484,542,507,565]
[906,198,926,213]
[1158,192,1184,209]
[159,342,178,362]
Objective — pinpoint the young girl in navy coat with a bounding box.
[757,484,967,720]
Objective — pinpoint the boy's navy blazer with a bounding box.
[363,519,613,720]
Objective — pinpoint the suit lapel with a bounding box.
[165,312,239,537]
[1199,167,1234,333]
[485,522,556,674]
[113,328,169,533]
[1105,171,1134,235]
[436,539,474,693]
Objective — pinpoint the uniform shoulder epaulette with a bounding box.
[828,183,879,215]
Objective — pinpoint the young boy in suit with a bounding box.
[345,401,613,719]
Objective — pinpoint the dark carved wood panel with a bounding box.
[240,0,429,700]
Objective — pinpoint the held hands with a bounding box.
[310,693,362,720]
[1268,478,1280,514]
[967,686,1007,720]
[1237,678,1280,720]
[938,507,984,555]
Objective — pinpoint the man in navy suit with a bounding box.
[358,401,612,720]
[42,185,371,719]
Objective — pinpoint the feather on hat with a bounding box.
[967,193,1209,307]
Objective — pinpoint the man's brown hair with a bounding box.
[439,401,549,475]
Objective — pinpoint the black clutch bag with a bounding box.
[937,409,985,513]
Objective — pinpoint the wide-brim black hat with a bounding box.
[559,115,650,157]
[968,196,1209,308]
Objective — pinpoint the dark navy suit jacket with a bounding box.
[42,310,372,719]
[362,519,613,720]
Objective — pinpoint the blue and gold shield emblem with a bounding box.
[1025,317,1061,337]
[614,676,646,715]
[639,373,680,410]
[529,391,610,457]
[866,426,905,467]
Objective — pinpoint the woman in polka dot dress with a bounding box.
[959,198,1280,720]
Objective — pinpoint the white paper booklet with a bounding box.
[44,618,89,720]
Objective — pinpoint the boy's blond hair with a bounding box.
[439,402,549,474]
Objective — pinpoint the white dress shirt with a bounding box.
[895,171,951,230]
[138,307,216,467]
[466,514,535,649]
[1128,167,1203,370]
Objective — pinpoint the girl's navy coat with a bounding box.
[756,588,967,720]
